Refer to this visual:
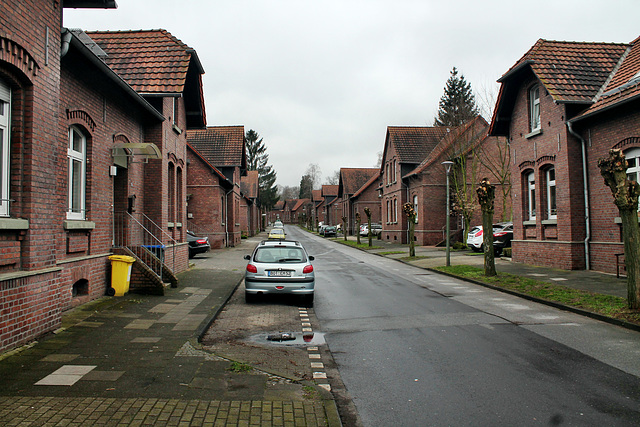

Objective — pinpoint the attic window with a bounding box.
[529,85,541,132]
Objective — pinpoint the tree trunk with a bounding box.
[356,218,361,245]
[477,178,496,277]
[409,219,415,257]
[368,217,372,247]
[599,149,640,309]
[342,216,347,241]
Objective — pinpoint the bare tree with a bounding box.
[475,81,499,123]
[375,151,383,168]
[477,178,497,276]
[325,170,340,185]
[477,136,512,221]
[305,163,322,190]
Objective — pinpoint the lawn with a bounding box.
[434,265,640,326]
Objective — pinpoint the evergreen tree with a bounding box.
[299,175,313,199]
[434,67,479,127]
[245,129,279,210]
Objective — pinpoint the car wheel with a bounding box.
[301,294,314,308]
[245,292,256,303]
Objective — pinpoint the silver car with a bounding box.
[244,240,315,306]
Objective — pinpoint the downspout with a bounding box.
[567,121,591,270]
[60,28,72,58]
[225,188,233,247]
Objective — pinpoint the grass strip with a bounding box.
[333,239,383,250]
[434,265,640,326]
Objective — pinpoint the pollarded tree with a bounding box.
[434,67,479,127]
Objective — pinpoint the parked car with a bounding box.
[321,225,337,237]
[492,223,514,255]
[244,240,315,306]
[268,228,286,239]
[318,225,328,235]
[466,222,513,255]
[186,231,210,258]
[360,223,382,237]
[273,220,284,229]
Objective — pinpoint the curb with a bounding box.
[196,275,245,343]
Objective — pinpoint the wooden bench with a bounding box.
[615,253,626,278]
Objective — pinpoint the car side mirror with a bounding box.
[244,255,251,260]
[308,255,315,261]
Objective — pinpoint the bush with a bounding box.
[453,241,466,250]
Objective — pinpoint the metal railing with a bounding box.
[113,211,177,282]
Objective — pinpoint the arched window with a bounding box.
[526,171,536,221]
[67,126,86,220]
[0,77,10,217]
[546,167,556,219]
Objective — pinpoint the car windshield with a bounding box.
[255,247,306,263]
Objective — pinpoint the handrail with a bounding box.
[138,212,177,272]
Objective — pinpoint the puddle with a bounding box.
[247,331,326,346]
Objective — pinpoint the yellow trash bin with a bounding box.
[108,255,136,296]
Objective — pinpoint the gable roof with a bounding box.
[240,170,259,199]
[384,127,449,165]
[186,126,246,168]
[572,36,640,122]
[311,189,323,203]
[406,116,489,177]
[321,185,339,197]
[351,170,381,199]
[339,168,379,196]
[87,29,206,128]
[490,38,629,135]
[186,144,233,189]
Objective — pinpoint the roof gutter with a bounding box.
[566,121,591,270]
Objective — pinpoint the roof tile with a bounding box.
[187,126,245,167]
[387,127,448,164]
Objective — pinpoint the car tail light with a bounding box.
[475,230,483,237]
[196,239,207,244]
[303,265,313,274]
[494,232,507,237]
[246,264,257,273]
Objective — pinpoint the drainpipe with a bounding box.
[567,121,591,270]
[60,28,72,57]
[225,188,233,247]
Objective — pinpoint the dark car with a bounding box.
[492,223,513,255]
[187,231,210,258]
[322,225,337,237]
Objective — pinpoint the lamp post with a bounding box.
[442,161,454,267]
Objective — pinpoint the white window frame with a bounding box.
[0,78,10,217]
[625,147,640,212]
[527,171,536,221]
[413,195,418,224]
[67,126,86,220]
[546,168,557,219]
[529,85,541,132]
[393,198,398,223]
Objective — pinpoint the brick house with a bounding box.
[338,168,379,235]
[403,117,511,245]
[268,200,285,224]
[489,37,639,273]
[347,171,383,231]
[311,189,323,228]
[240,170,260,237]
[187,126,246,247]
[380,127,448,243]
[319,185,340,226]
[1,2,205,353]
[186,144,233,249]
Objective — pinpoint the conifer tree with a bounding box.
[245,129,279,210]
[434,67,479,127]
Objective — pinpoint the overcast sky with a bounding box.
[65,0,640,188]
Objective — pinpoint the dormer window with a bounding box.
[529,85,541,132]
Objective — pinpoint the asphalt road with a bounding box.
[285,226,640,426]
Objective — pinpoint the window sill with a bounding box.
[0,218,29,230]
[172,124,183,135]
[175,222,182,228]
[168,222,174,228]
[63,220,95,230]
[614,217,640,224]
[525,128,542,139]
[523,220,536,226]
[542,219,557,225]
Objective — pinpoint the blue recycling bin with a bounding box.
[142,244,165,263]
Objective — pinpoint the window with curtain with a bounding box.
[546,168,556,219]
[529,85,541,132]
[526,171,536,221]
[0,78,10,217]
[67,126,86,220]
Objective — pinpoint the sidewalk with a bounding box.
[0,233,341,426]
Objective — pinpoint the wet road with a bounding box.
[285,226,640,426]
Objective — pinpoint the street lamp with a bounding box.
[442,161,454,267]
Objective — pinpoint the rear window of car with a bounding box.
[325,226,336,231]
[254,247,307,263]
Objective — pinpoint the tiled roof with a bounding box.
[87,29,198,94]
[292,199,310,211]
[273,201,285,210]
[575,36,639,120]
[407,117,489,176]
[352,170,381,199]
[311,189,323,203]
[500,39,628,103]
[322,185,339,197]
[241,170,259,199]
[186,144,231,186]
[340,168,379,195]
[387,127,448,164]
[186,126,245,168]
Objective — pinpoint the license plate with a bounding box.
[268,270,291,277]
